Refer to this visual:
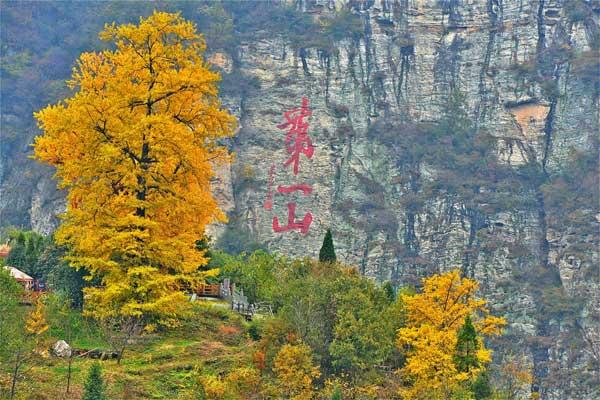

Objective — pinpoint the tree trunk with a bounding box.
[10,350,21,399]
[117,345,126,365]
[66,353,73,393]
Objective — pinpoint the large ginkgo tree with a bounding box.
[34,11,235,347]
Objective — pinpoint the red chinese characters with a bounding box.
[276,184,312,195]
[272,185,313,235]
[267,98,315,235]
[277,97,314,176]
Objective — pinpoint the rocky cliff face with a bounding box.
[1,1,598,398]
[216,1,599,398]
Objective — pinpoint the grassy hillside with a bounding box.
[3,301,252,400]
[2,259,520,400]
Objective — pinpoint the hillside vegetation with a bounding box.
[1,247,521,400]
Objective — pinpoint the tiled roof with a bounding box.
[4,266,34,281]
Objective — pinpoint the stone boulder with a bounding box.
[52,340,72,358]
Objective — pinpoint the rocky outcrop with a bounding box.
[215,1,599,398]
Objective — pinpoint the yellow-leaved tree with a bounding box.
[33,11,235,360]
[273,343,320,400]
[397,270,506,399]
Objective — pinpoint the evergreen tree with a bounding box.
[24,237,36,272]
[319,229,336,263]
[39,237,88,308]
[83,363,105,400]
[454,315,494,398]
[382,281,396,302]
[195,236,213,262]
[47,259,87,309]
[6,231,48,279]
[471,370,493,399]
[33,241,59,283]
[24,235,46,279]
[6,233,26,270]
[454,315,479,373]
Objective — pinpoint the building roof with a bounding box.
[4,266,34,282]
[0,244,10,258]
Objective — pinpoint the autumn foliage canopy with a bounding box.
[33,12,235,327]
[397,270,506,399]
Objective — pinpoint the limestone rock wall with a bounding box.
[217,1,599,398]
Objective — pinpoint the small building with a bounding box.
[4,266,34,290]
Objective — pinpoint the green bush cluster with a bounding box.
[214,251,406,385]
[4,230,88,307]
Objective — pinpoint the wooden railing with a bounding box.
[191,279,273,321]
[231,301,254,320]
[196,284,221,297]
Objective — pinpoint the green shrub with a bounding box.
[248,321,262,341]
[331,386,343,400]
[83,363,106,400]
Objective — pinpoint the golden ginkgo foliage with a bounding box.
[274,343,321,400]
[25,297,49,338]
[396,269,506,399]
[34,12,235,327]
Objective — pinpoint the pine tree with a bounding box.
[6,233,26,270]
[471,370,493,399]
[83,363,105,400]
[319,229,336,263]
[46,247,88,309]
[24,236,41,278]
[454,315,479,373]
[382,281,396,302]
